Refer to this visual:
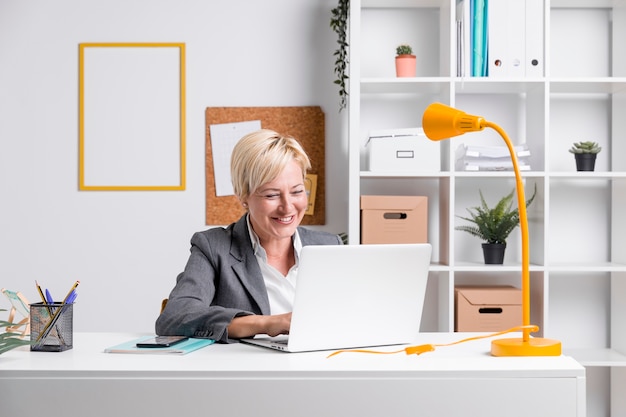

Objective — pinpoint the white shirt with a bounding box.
[246,215,301,315]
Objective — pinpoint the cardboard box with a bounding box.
[367,128,440,172]
[455,286,522,332]
[360,195,427,244]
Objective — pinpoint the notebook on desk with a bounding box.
[241,243,432,353]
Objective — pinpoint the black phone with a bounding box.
[136,335,189,348]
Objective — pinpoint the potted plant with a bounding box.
[1,310,32,354]
[569,141,601,172]
[456,185,537,264]
[395,44,416,77]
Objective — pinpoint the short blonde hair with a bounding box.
[230,129,311,202]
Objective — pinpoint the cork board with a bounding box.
[205,106,325,225]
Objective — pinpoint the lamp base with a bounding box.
[491,337,562,357]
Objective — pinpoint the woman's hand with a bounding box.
[228,312,292,339]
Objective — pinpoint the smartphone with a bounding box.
[136,335,189,348]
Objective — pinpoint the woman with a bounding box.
[155,129,342,343]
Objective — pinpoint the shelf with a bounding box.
[362,0,441,8]
[565,348,626,367]
[454,79,546,94]
[361,78,451,95]
[550,78,626,94]
[360,171,568,179]
[360,78,626,96]
[547,262,626,272]
[548,172,626,179]
[453,261,545,272]
[550,0,621,8]
[453,171,545,178]
[360,171,450,178]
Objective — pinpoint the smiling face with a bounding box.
[244,160,308,246]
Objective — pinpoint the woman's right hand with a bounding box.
[228,312,292,339]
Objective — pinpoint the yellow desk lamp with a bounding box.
[422,102,561,356]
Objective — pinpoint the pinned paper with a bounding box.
[209,120,261,196]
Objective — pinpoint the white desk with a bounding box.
[0,332,585,417]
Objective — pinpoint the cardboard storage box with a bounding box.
[455,286,522,332]
[367,128,440,172]
[360,195,427,244]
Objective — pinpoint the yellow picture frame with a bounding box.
[78,43,186,191]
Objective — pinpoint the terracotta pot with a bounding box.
[395,54,416,77]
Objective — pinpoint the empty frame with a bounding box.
[79,43,186,190]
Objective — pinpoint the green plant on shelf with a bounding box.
[456,184,537,245]
[396,44,413,56]
[568,141,602,154]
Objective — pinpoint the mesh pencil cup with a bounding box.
[30,302,74,352]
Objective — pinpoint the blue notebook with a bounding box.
[104,336,215,355]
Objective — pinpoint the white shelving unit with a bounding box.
[347,1,626,415]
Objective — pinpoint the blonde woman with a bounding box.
[156,130,342,343]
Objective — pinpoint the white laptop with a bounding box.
[241,243,432,353]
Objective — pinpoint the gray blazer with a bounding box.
[155,215,342,343]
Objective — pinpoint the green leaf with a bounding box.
[455,184,537,245]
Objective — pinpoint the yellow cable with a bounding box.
[327,325,540,358]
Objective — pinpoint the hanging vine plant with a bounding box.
[330,0,349,111]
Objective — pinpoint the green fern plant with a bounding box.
[568,141,601,154]
[456,184,537,245]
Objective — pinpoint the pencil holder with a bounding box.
[30,302,74,352]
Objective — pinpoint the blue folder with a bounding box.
[104,336,215,355]
[471,0,488,76]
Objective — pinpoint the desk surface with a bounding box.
[0,332,586,417]
[0,332,584,375]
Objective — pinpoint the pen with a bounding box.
[62,280,80,303]
[45,288,54,305]
[66,290,78,304]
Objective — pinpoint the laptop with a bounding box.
[241,243,432,353]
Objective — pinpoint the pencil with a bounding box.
[33,280,66,346]
[35,280,54,315]
[35,280,48,305]
[62,280,80,303]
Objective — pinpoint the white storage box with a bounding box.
[367,128,440,172]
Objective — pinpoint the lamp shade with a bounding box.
[422,102,485,140]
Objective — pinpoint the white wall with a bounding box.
[0,0,348,333]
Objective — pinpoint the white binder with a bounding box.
[456,0,471,77]
[488,0,525,78]
[525,0,544,77]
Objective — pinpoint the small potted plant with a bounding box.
[569,141,602,172]
[456,185,537,264]
[395,44,416,77]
